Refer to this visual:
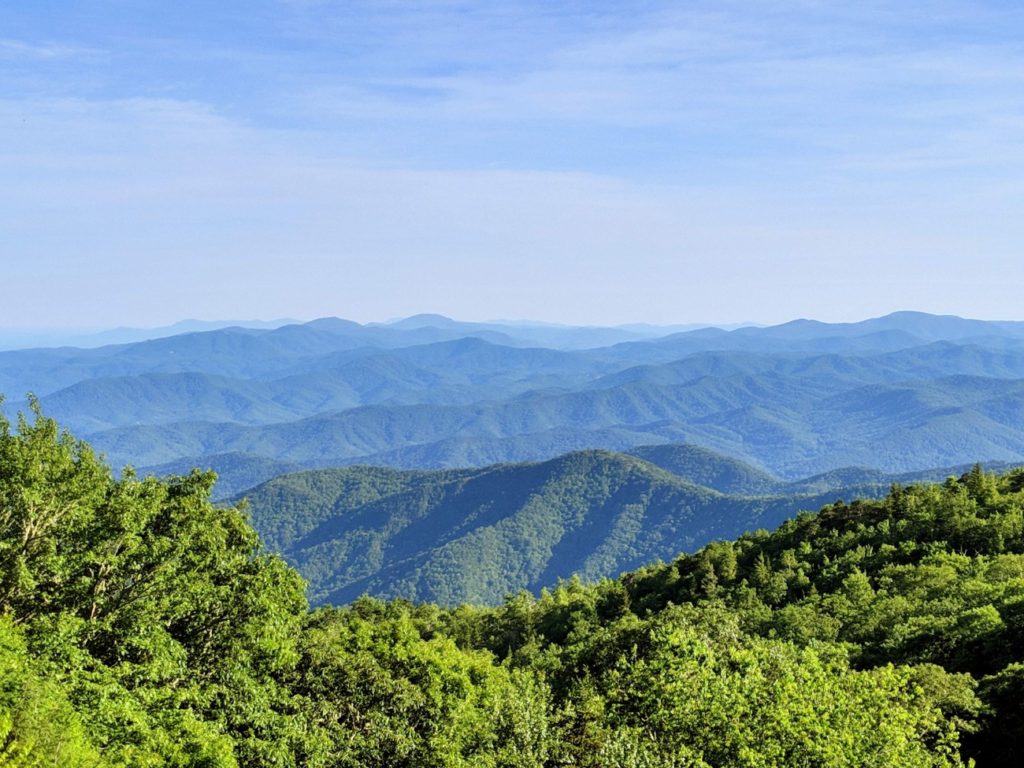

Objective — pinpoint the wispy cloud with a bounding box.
[250,1,1024,183]
[0,38,100,60]
[2,90,1022,327]
[2,1,1023,326]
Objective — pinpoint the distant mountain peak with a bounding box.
[386,314,459,329]
[878,310,957,319]
[302,317,365,332]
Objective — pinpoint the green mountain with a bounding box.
[238,450,873,605]
[1,408,1018,767]
[90,369,1024,479]
[626,442,783,494]
[237,443,1024,606]
[599,464,1024,766]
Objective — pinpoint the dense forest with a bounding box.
[0,405,1021,766]
[239,445,1013,606]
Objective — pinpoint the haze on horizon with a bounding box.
[3,1,1023,329]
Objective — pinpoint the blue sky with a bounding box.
[2,1,1023,328]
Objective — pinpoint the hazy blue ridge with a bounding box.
[3,312,1024,492]
[85,370,1024,480]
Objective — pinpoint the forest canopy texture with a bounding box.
[0,405,1021,766]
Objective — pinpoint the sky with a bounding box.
[2,0,1023,328]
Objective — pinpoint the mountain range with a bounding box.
[3,311,1024,496]
[236,443,1015,605]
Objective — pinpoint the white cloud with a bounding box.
[0,38,99,60]
[3,2,1024,326]
[2,93,1022,326]
[260,1,1024,184]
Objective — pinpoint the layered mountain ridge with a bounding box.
[235,443,1017,605]
[2,311,1024,495]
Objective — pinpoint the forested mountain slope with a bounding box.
[238,447,998,605]
[240,451,793,604]
[0,408,1017,766]
[87,369,1024,478]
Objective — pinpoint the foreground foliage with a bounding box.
[0,406,1019,765]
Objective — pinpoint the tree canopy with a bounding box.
[0,404,1019,765]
